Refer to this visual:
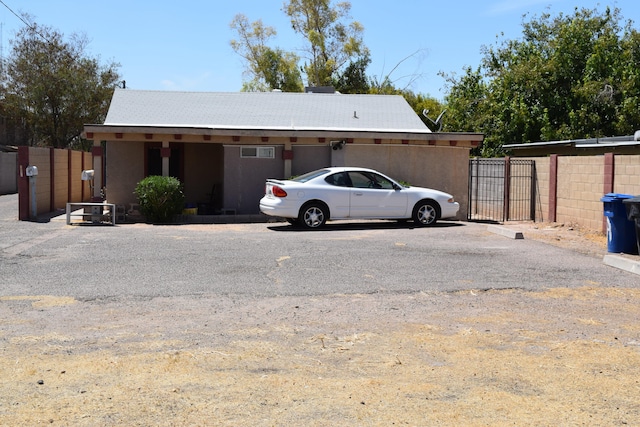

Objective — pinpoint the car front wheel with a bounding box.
[299,203,328,229]
[412,200,439,226]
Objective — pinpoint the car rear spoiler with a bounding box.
[266,179,288,185]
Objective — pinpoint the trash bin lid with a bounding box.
[622,196,640,204]
[601,193,634,202]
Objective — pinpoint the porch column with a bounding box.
[161,141,170,177]
[91,142,103,199]
[283,141,293,178]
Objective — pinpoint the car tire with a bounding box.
[299,202,328,229]
[412,200,439,226]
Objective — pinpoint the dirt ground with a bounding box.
[1,222,640,426]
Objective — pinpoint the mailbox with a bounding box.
[81,169,95,180]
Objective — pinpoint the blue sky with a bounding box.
[1,0,638,100]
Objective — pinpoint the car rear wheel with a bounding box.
[299,203,328,229]
[412,200,439,226]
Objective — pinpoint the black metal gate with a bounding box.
[468,158,536,222]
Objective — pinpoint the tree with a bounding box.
[230,1,369,91]
[444,6,640,156]
[404,91,447,132]
[284,0,369,88]
[331,54,371,93]
[230,14,303,92]
[369,49,427,95]
[440,66,497,156]
[1,20,121,148]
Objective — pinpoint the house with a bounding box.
[83,89,483,219]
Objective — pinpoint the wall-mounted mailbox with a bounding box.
[26,165,38,177]
[81,169,95,180]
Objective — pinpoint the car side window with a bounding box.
[348,172,395,189]
[370,173,395,190]
[325,172,349,187]
[348,172,372,188]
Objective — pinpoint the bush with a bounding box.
[134,176,185,223]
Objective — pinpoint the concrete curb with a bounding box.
[602,254,640,276]
[487,225,524,240]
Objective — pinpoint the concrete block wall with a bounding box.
[614,155,640,196]
[69,150,92,202]
[28,148,52,216]
[556,156,604,231]
[532,157,550,222]
[520,154,639,234]
[53,149,69,210]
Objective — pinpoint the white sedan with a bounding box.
[259,167,459,229]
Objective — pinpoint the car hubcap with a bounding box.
[418,205,436,224]
[304,207,323,227]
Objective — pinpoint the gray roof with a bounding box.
[104,89,431,133]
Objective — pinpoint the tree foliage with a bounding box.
[230,14,303,92]
[230,0,369,92]
[229,1,443,127]
[1,20,121,148]
[443,6,640,156]
[284,0,369,88]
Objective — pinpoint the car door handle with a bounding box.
[354,192,363,196]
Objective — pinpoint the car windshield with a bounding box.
[291,169,329,183]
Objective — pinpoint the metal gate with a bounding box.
[468,158,536,222]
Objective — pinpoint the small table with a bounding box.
[66,202,116,225]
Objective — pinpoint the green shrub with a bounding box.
[134,176,185,223]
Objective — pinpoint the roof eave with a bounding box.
[83,124,484,143]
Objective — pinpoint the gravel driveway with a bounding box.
[1,193,639,426]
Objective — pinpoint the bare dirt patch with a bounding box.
[2,281,640,425]
[501,220,609,257]
[2,219,639,425]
